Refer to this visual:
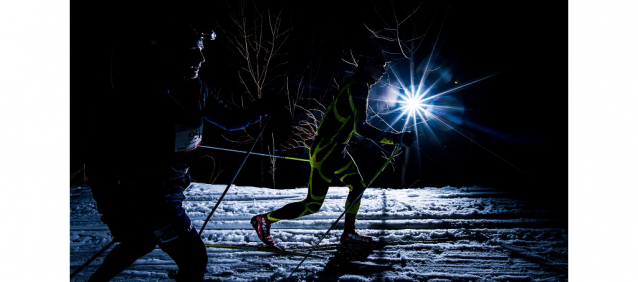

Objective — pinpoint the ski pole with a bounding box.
[287,144,403,278]
[198,145,309,162]
[70,239,115,279]
[199,116,272,235]
[73,117,272,277]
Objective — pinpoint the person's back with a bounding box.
[314,70,389,147]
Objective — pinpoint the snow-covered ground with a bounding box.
[70,183,567,281]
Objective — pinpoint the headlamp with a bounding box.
[201,30,216,41]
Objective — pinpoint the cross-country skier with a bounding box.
[84,19,278,281]
[250,44,416,247]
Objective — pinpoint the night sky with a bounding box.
[72,1,567,203]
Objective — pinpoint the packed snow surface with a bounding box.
[70,183,567,281]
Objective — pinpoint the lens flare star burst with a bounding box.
[395,90,431,131]
[401,91,430,118]
[369,62,518,174]
[376,64,499,138]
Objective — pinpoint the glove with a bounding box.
[399,131,416,147]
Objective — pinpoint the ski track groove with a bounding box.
[70,183,567,281]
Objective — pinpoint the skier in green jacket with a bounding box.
[251,46,416,246]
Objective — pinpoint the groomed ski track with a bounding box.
[70,183,567,281]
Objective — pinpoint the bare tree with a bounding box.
[280,97,325,150]
[200,155,227,184]
[227,2,291,101]
[201,1,441,188]
[267,133,276,187]
[210,0,293,185]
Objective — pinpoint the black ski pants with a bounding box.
[87,177,208,281]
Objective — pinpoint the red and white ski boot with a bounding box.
[250,214,276,247]
[340,222,376,245]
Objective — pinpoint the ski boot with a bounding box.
[340,222,376,245]
[250,214,276,247]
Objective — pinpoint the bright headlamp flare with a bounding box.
[392,90,431,133]
[378,63,523,175]
[400,92,429,118]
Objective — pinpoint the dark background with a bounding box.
[72,1,566,203]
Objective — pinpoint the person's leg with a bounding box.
[88,225,157,282]
[333,151,374,244]
[267,141,342,221]
[252,143,341,245]
[266,164,332,220]
[158,229,208,281]
[334,150,367,222]
[155,207,208,281]
[251,164,333,246]
[88,181,158,282]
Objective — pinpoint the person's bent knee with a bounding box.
[304,201,323,215]
[157,222,207,281]
[123,237,158,257]
[110,226,157,256]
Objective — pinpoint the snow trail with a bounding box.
[70,183,567,281]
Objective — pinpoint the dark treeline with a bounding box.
[71,1,566,203]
